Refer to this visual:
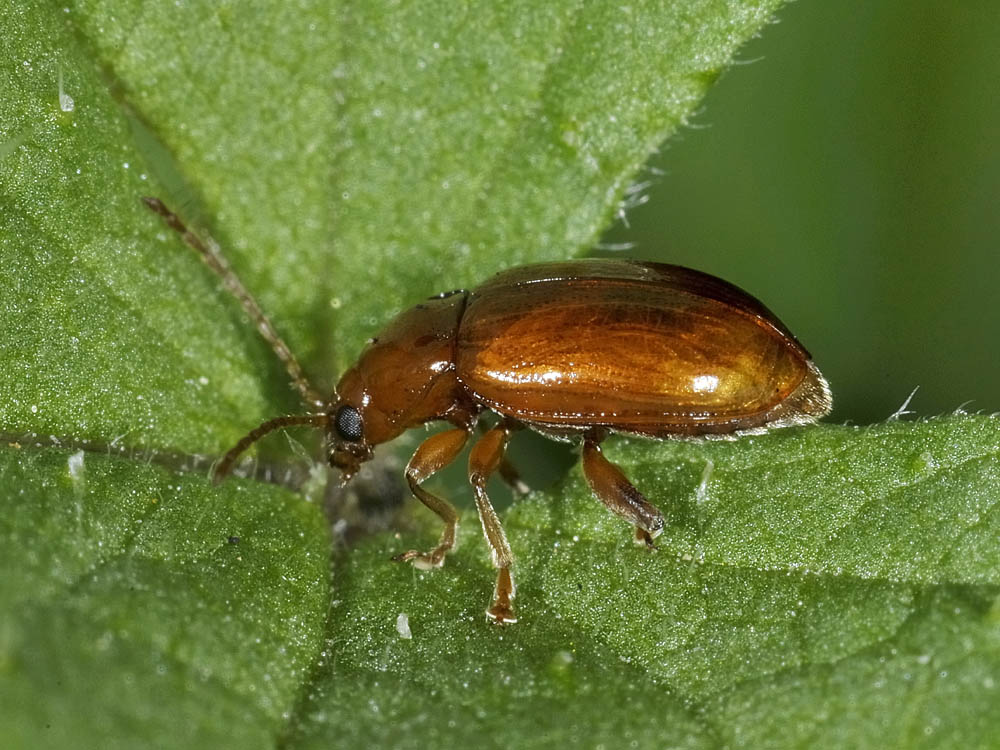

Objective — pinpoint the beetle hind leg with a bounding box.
[468,422,518,624]
[581,436,665,548]
[393,427,470,569]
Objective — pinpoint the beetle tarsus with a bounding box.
[486,567,517,625]
[634,527,660,550]
[392,547,448,570]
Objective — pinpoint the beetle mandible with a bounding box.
[145,197,832,624]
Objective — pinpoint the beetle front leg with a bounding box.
[393,427,470,569]
[468,423,518,624]
[581,436,664,548]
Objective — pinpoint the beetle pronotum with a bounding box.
[145,197,832,624]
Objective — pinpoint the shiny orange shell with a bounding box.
[455,260,830,437]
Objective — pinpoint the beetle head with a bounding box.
[327,402,373,483]
[325,363,409,483]
[211,400,383,485]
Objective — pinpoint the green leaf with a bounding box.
[286,417,1000,748]
[1,0,781,455]
[9,3,995,750]
[0,446,330,749]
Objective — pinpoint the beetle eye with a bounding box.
[334,405,364,442]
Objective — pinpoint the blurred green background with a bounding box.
[601,1,1000,425]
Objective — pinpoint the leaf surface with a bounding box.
[289,417,1000,748]
[1,0,782,453]
[8,3,994,750]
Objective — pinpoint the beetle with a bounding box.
[144,197,832,624]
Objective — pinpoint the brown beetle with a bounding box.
[145,198,832,624]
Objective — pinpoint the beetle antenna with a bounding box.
[213,414,330,483]
[142,196,326,409]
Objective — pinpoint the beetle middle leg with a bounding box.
[393,427,470,569]
[582,434,665,548]
[468,421,519,624]
[476,420,529,496]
